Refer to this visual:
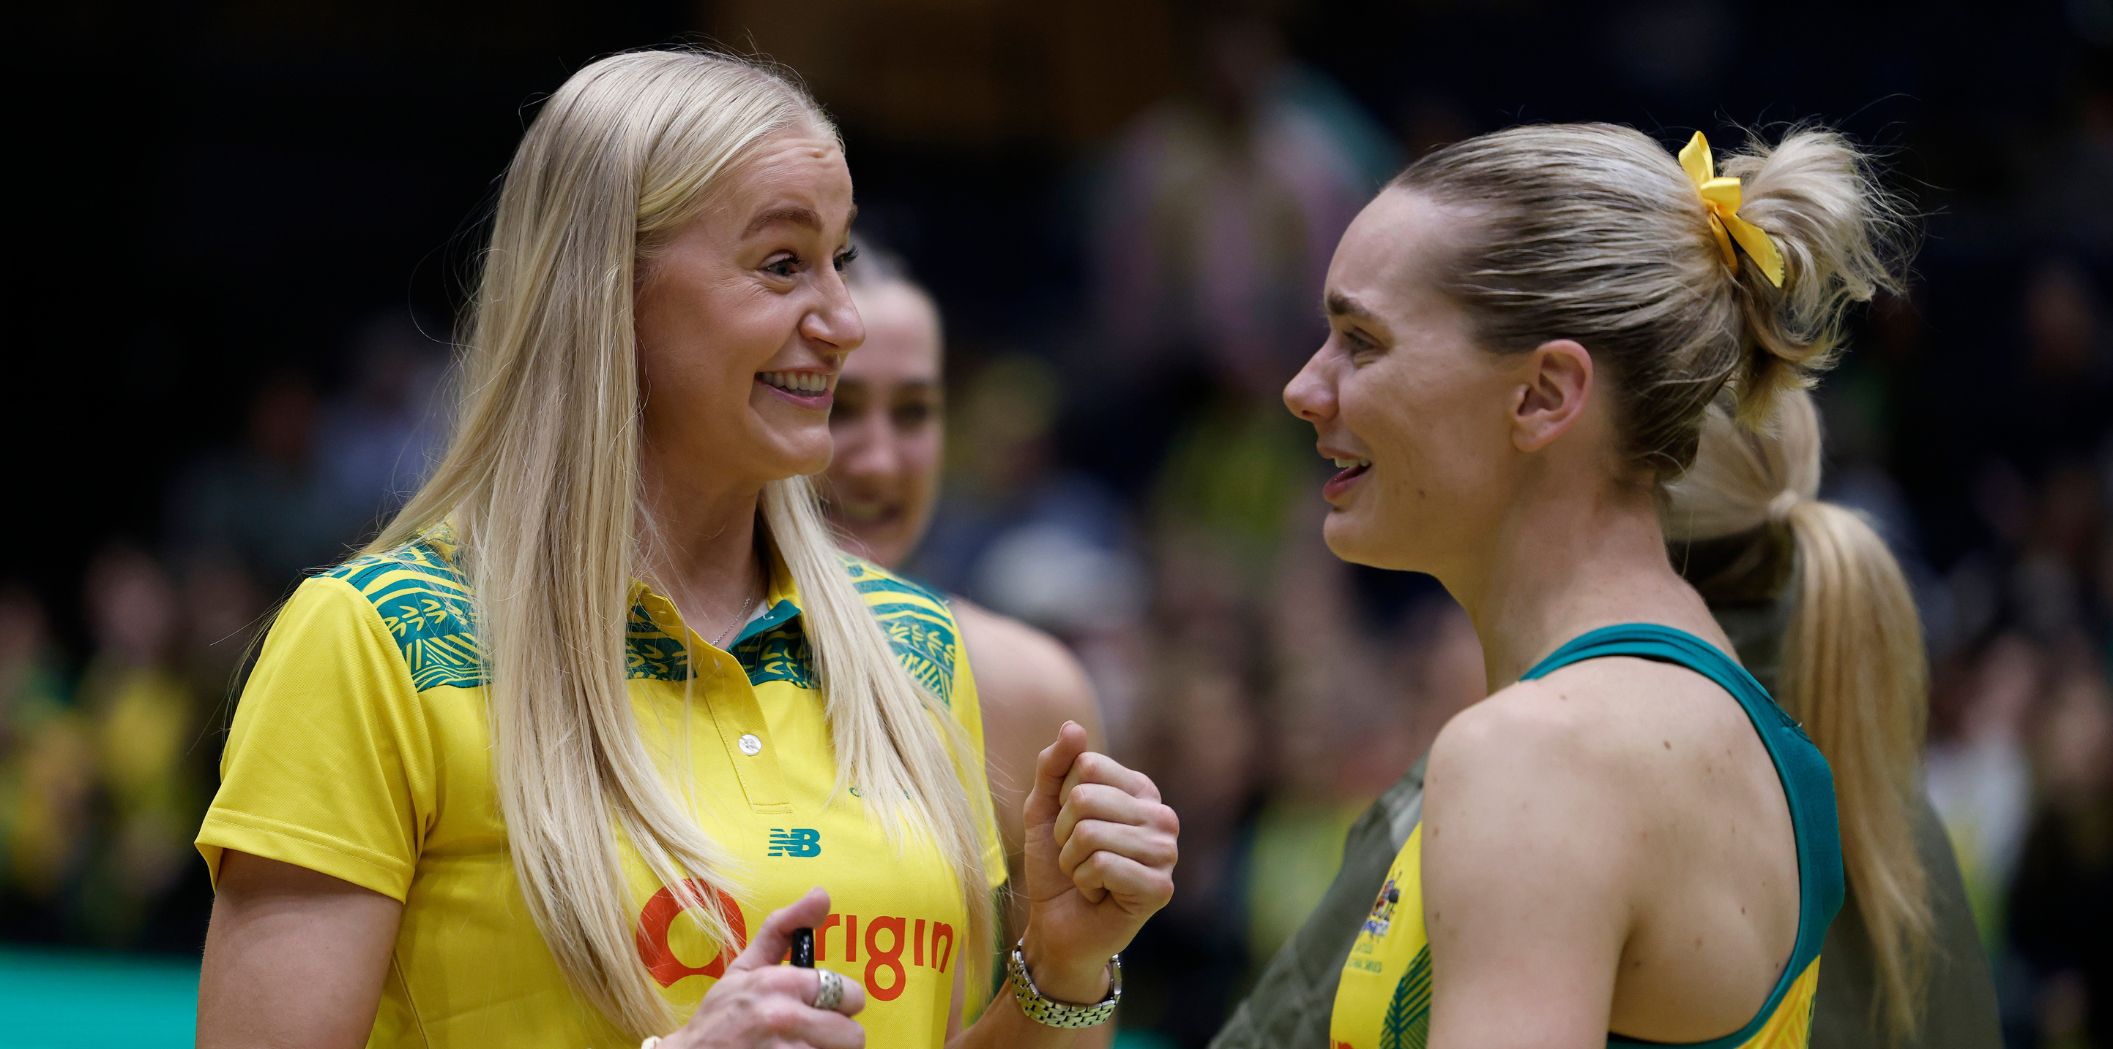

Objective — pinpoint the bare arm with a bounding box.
[1421,692,1635,1049]
[197,851,404,1049]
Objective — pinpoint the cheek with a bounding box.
[898,429,942,491]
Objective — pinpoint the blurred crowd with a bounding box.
[7,2,2109,1047]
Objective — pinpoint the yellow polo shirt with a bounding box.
[197,531,1004,1048]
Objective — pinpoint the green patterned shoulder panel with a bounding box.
[842,556,960,706]
[317,544,965,697]
[321,540,485,691]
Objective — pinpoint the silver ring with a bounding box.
[812,968,844,1012]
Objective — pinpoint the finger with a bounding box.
[1026,721,1091,824]
[1057,751,1161,806]
[727,887,831,973]
[813,967,868,1017]
[1058,820,1179,879]
[1076,851,1176,912]
[743,982,868,1049]
[797,1009,868,1049]
[747,964,870,1017]
[1053,783,1170,847]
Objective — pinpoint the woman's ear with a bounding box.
[1510,339,1592,453]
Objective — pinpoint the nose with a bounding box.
[803,267,867,356]
[1283,345,1337,424]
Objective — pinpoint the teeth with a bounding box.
[1330,457,1372,469]
[760,371,829,394]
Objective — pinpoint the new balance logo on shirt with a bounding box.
[768,828,822,858]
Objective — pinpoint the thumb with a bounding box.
[1026,720,1090,827]
[726,887,830,973]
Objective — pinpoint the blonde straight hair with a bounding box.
[362,49,990,1036]
[1667,389,1934,1043]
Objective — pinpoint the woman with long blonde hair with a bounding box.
[194,49,1176,1049]
[1668,389,2000,1048]
[1286,122,1904,1048]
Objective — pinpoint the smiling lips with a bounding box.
[757,369,834,407]
[1319,449,1372,501]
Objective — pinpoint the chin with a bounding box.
[1321,508,1418,572]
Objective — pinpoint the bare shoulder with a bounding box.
[1441,657,1754,783]
[953,598,1103,748]
[1424,676,1642,839]
[1421,665,1711,890]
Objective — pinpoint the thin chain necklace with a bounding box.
[708,586,764,650]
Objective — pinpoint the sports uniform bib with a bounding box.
[1330,624,1843,1049]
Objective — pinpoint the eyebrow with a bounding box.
[1324,290,1379,323]
[742,203,859,238]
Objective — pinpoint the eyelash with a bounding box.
[1341,328,1379,354]
[762,245,860,280]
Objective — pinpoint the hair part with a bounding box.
[1667,390,1934,1044]
[366,48,989,1035]
[1392,122,1911,482]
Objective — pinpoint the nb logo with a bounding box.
[767,828,822,858]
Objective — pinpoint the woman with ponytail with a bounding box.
[1668,389,2000,1048]
[193,49,1176,1049]
[1285,122,1908,1048]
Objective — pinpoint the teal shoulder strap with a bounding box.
[1523,623,1844,1049]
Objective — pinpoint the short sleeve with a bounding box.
[196,575,436,901]
[944,630,1009,890]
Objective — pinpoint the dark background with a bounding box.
[5,1,2109,1045]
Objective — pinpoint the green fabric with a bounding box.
[1208,759,1427,1049]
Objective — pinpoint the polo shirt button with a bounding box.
[738,733,763,756]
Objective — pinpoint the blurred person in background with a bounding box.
[0,583,91,944]
[2003,635,2113,1048]
[194,49,1175,1049]
[1667,390,2002,1049]
[167,372,346,588]
[73,544,212,951]
[817,242,1112,1044]
[1280,123,1901,1048]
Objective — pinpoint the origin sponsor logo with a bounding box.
[637,881,957,1002]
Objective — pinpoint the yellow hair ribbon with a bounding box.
[1677,131,1786,288]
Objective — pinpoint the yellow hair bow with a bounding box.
[1677,131,1785,288]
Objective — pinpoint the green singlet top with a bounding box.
[1329,624,1845,1049]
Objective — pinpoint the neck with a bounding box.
[1440,474,1722,692]
[637,446,769,639]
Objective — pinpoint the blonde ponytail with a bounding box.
[1668,390,1933,1043]
[364,50,989,1036]
[1717,127,1913,425]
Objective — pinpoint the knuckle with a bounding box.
[760,999,802,1033]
